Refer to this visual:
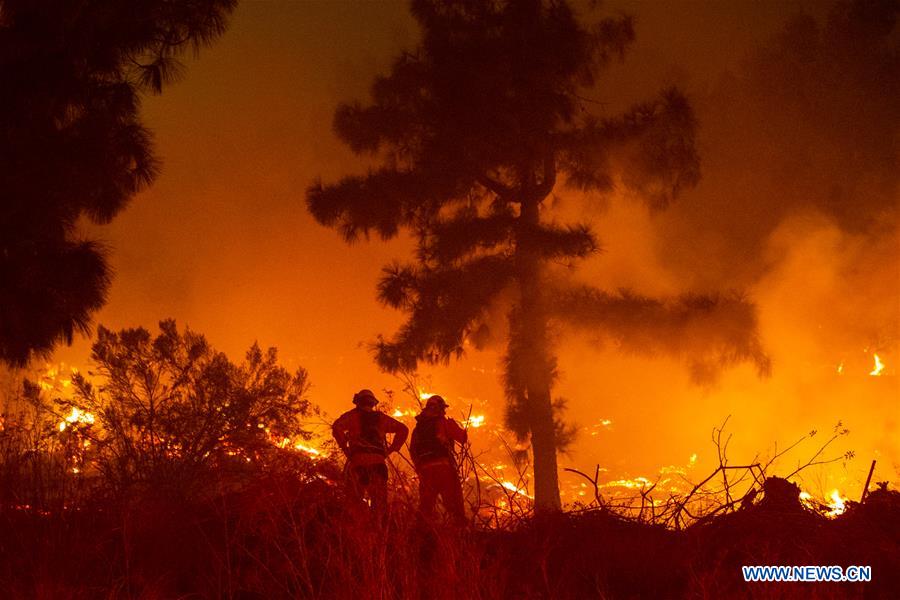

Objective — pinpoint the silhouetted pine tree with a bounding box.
[0,0,236,366]
[308,0,769,510]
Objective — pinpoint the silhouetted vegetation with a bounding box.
[71,320,313,493]
[1,322,897,598]
[0,0,236,366]
[307,0,769,509]
[1,320,314,509]
[1,0,894,596]
[2,373,899,598]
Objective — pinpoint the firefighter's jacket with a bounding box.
[410,410,467,468]
[332,408,409,467]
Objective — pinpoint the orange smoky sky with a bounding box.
[55,1,897,500]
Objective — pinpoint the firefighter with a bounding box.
[332,388,408,511]
[410,394,468,524]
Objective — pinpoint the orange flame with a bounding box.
[293,442,323,458]
[58,406,95,432]
[465,414,485,428]
[869,354,885,376]
[826,489,848,517]
[500,480,533,499]
[800,489,850,518]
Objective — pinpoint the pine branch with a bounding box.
[553,286,771,382]
[306,169,443,242]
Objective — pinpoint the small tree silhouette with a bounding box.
[308,0,769,509]
[71,320,312,492]
[0,0,236,366]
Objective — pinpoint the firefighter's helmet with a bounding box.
[425,395,448,410]
[353,389,378,406]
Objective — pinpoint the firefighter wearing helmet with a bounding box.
[332,388,408,511]
[410,394,468,524]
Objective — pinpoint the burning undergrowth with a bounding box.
[1,444,897,599]
[2,339,898,598]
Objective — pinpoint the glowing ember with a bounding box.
[500,481,533,499]
[836,362,844,374]
[588,419,613,436]
[602,476,654,490]
[273,434,326,459]
[293,442,323,458]
[869,354,885,376]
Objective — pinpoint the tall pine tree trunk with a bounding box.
[514,193,562,511]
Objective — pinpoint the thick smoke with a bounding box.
[553,0,899,490]
[647,0,900,388]
[656,0,899,290]
[40,0,895,498]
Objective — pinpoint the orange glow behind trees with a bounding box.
[306,0,776,510]
[15,0,896,507]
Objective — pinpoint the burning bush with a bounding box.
[68,319,315,494]
[0,377,94,512]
